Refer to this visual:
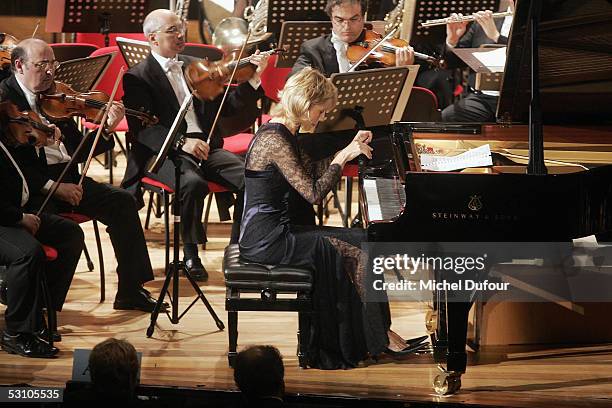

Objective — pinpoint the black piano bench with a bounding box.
[222,244,313,368]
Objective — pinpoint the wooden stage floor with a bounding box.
[1,153,612,408]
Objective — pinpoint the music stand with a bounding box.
[146,93,225,338]
[276,21,373,68]
[266,0,328,37]
[451,47,505,92]
[116,37,150,69]
[55,53,115,93]
[315,65,418,133]
[404,0,501,47]
[45,0,150,47]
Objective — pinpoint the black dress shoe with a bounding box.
[113,289,168,313]
[405,335,429,348]
[36,327,61,343]
[384,341,429,358]
[184,258,208,282]
[1,332,59,358]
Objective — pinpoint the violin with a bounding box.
[185,48,282,101]
[0,101,58,147]
[346,30,444,69]
[0,33,18,67]
[36,81,158,126]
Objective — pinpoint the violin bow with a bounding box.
[347,26,398,72]
[200,27,252,164]
[78,66,124,185]
[31,20,40,38]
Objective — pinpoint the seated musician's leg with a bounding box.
[0,225,59,358]
[442,93,498,122]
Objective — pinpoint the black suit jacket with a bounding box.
[291,34,339,78]
[0,140,26,226]
[0,75,114,194]
[121,53,264,203]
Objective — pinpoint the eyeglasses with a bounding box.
[28,60,60,71]
[332,15,363,26]
[155,23,186,35]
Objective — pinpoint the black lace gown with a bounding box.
[239,122,391,369]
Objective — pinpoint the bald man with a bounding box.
[1,39,163,313]
[121,9,267,281]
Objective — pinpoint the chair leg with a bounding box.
[203,193,213,236]
[163,191,170,271]
[39,272,56,347]
[145,190,154,230]
[113,132,127,157]
[332,188,347,228]
[345,176,353,220]
[93,220,105,303]
[228,310,238,367]
[83,244,94,271]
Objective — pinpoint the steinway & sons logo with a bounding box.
[431,193,519,222]
[468,195,483,211]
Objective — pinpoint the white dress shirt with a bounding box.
[330,32,351,73]
[0,140,29,207]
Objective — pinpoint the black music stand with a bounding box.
[55,53,115,93]
[45,0,150,47]
[266,0,328,37]
[406,0,501,47]
[116,37,150,69]
[146,93,225,338]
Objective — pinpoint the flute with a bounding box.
[420,10,513,28]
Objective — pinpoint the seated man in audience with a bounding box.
[0,108,83,357]
[234,345,285,407]
[1,38,162,312]
[121,9,267,281]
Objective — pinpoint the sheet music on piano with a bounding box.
[419,144,493,172]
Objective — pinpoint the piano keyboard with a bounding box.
[362,178,406,222]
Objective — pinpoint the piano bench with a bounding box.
[222,244,313,368]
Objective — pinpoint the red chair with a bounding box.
[50,42,98,62]
[75,33,147,49]
[259,54,291,103]
[402,86,441,122]
[59,213,105,302]
[81,46,130,184]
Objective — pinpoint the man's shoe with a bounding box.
[1,332,59,358]
[184,258,208,282]
[36,327,61,343]
[113,289,168,313]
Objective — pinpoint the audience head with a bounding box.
[234,345,285,402]
[143,9,186,58]
[11,38,57,93]
[88,338,139,399]
[272,67,337,132]
[326,0,366,43]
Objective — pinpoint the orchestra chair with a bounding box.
[0,245,59,346]
[75,33,147,49]
[222,244,313,368]
[81,46,130,184]
[401,86,442,122]
[141,177,231,271]
[258,54,291,125]
[50,43,98,62]
[59,213,105,302]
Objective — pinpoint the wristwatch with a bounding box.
[174,135,186,151]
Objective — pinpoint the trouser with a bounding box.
[441,93,498,122]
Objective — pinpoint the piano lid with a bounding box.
[497,0,612,124]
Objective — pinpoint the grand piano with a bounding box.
[360,0,612,395]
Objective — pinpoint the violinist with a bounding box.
[121,9,268,281]
[1,38,163,313]
[0,102,83,358]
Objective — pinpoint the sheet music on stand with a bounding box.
[452,47,506,91]
[405,0,500,46]
[267,0,328,37]
[315,65,418,133]
[55,53,115,92]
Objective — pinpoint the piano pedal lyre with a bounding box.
[433,365,462,396]
[425,309,437,334]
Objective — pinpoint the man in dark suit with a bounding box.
[0,109,83,357]
[441,2,514,122]
[1,38,161,313]
[121,9,267,281]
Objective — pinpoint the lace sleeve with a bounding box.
[246,128,342,204]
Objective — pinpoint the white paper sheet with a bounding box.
[420,144,493,172]
[473,47,507,72]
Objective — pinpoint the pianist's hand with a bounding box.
[474,10,500,43]
[353,130,373,145]
[334,138,373,166]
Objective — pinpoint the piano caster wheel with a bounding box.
[425,310,437,334]
[433,367,462,396]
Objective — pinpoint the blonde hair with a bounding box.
[271,67,337,130]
